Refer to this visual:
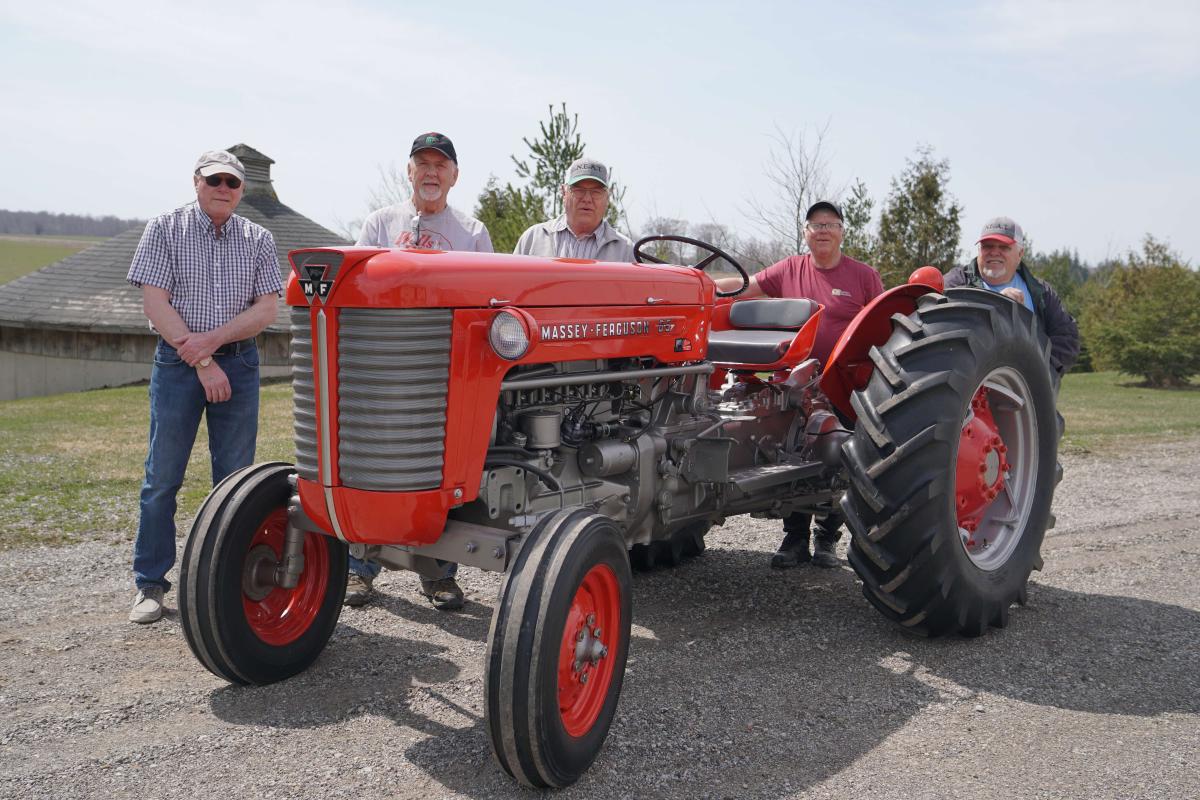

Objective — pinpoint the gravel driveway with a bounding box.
[2,438,1197,800]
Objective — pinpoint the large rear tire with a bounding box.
[840,289,1059,637]
[485,509,632,788]
[179,462,347,684]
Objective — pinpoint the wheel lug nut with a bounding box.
[586,614,595,626]
[577,630,585,642]
[593,628,602,639]
[580,673,589,685]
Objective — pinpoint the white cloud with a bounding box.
[967,0,1200,79]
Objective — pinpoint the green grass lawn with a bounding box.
[1057,371,1200,453]
[0,371,1196,551]
[0,380,294,550]
[0,235,103,284]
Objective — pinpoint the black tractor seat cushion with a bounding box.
[706,297,818,365]
[728,298,817,330]
[706,329,795,365]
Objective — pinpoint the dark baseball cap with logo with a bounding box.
[410,132,457,164]
[977,216,1024,248]
[805,201,843,221]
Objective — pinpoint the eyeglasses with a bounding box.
[806,222,843,232]
[568,186,608,199]
[203,174,243,189]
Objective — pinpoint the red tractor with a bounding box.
[179,237,1059,788]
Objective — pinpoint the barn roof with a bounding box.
[0,144,347,335]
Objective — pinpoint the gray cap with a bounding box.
[194,150,246,181]
[978,216,1024,248]
[565,157,610,187]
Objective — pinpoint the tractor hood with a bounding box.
[286,247,714,309]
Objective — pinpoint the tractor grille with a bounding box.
[291,307,319,480]
[335,308,453,491]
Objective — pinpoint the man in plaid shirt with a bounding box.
[125,149,283,624]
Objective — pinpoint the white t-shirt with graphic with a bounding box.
[356,199,493,253]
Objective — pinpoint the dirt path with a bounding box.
[1,439,1197,799]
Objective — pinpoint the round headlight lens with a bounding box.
[489,310,530,360]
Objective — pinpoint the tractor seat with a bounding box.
[706,298,818,365]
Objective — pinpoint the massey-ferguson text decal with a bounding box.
[539,318,682,341]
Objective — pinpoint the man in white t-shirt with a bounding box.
[348,132,493,612]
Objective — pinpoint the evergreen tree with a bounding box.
[1079,236,1200,387]
[513,103,585,219]
[876,146,962,287]
[473,177,546,254]
[841,178,876,264]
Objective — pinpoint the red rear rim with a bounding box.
[956,386,1009,541]
[241,509,329,646]
[557,563,621,737]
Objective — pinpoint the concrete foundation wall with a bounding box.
[0,327,292,402]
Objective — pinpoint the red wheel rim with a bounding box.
[557,563,622,737]
[241,509,329,646]
[955,386,1009,538]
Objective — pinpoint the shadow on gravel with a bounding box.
[210,543,1199,799]
[208,629,467,737]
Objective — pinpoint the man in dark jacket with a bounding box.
[944,216,1080,377]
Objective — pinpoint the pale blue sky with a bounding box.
[2,0,1197,264]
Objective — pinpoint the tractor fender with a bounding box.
[819,267,943,421]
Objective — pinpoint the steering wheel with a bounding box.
[633,234,750,298]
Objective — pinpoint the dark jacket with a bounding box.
[943,259,1080,375]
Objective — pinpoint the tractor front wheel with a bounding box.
[485,509,632,788]
[179,462,347,684]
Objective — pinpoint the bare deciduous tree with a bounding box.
[742,123,834,257]
[335,162,414,241]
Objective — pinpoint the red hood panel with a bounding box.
[287,247,713,308]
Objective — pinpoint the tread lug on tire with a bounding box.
[485,509,632,788]
[179,462,347,685]
[841,288,1060,638]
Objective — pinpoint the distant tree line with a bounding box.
[0,210,144,237]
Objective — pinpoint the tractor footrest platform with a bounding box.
[727,462,823,494]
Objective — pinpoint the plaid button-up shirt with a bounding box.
[127,202,283,333]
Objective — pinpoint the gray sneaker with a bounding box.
[344,573,374,607]
[129,586,164,624]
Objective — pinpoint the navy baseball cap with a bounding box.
[410,132,457,164]
[805,201,843,221]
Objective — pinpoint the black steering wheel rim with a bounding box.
[633,234,750,298]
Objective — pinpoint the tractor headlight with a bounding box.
[489,309,532,360]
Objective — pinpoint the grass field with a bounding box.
[0,371,1197,551]
[0,235,104,284]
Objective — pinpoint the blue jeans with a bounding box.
[348,555,457,581]
[133,341,261,591]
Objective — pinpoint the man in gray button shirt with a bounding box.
[513,158,634,261]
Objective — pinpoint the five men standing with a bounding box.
[125,143,1074,623]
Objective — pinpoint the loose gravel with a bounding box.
[1,439,1197,799]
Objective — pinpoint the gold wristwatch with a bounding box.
[198,357,212,368]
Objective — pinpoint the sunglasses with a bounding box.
[202,174,243,189]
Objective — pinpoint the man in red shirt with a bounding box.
[716,201,883,568]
